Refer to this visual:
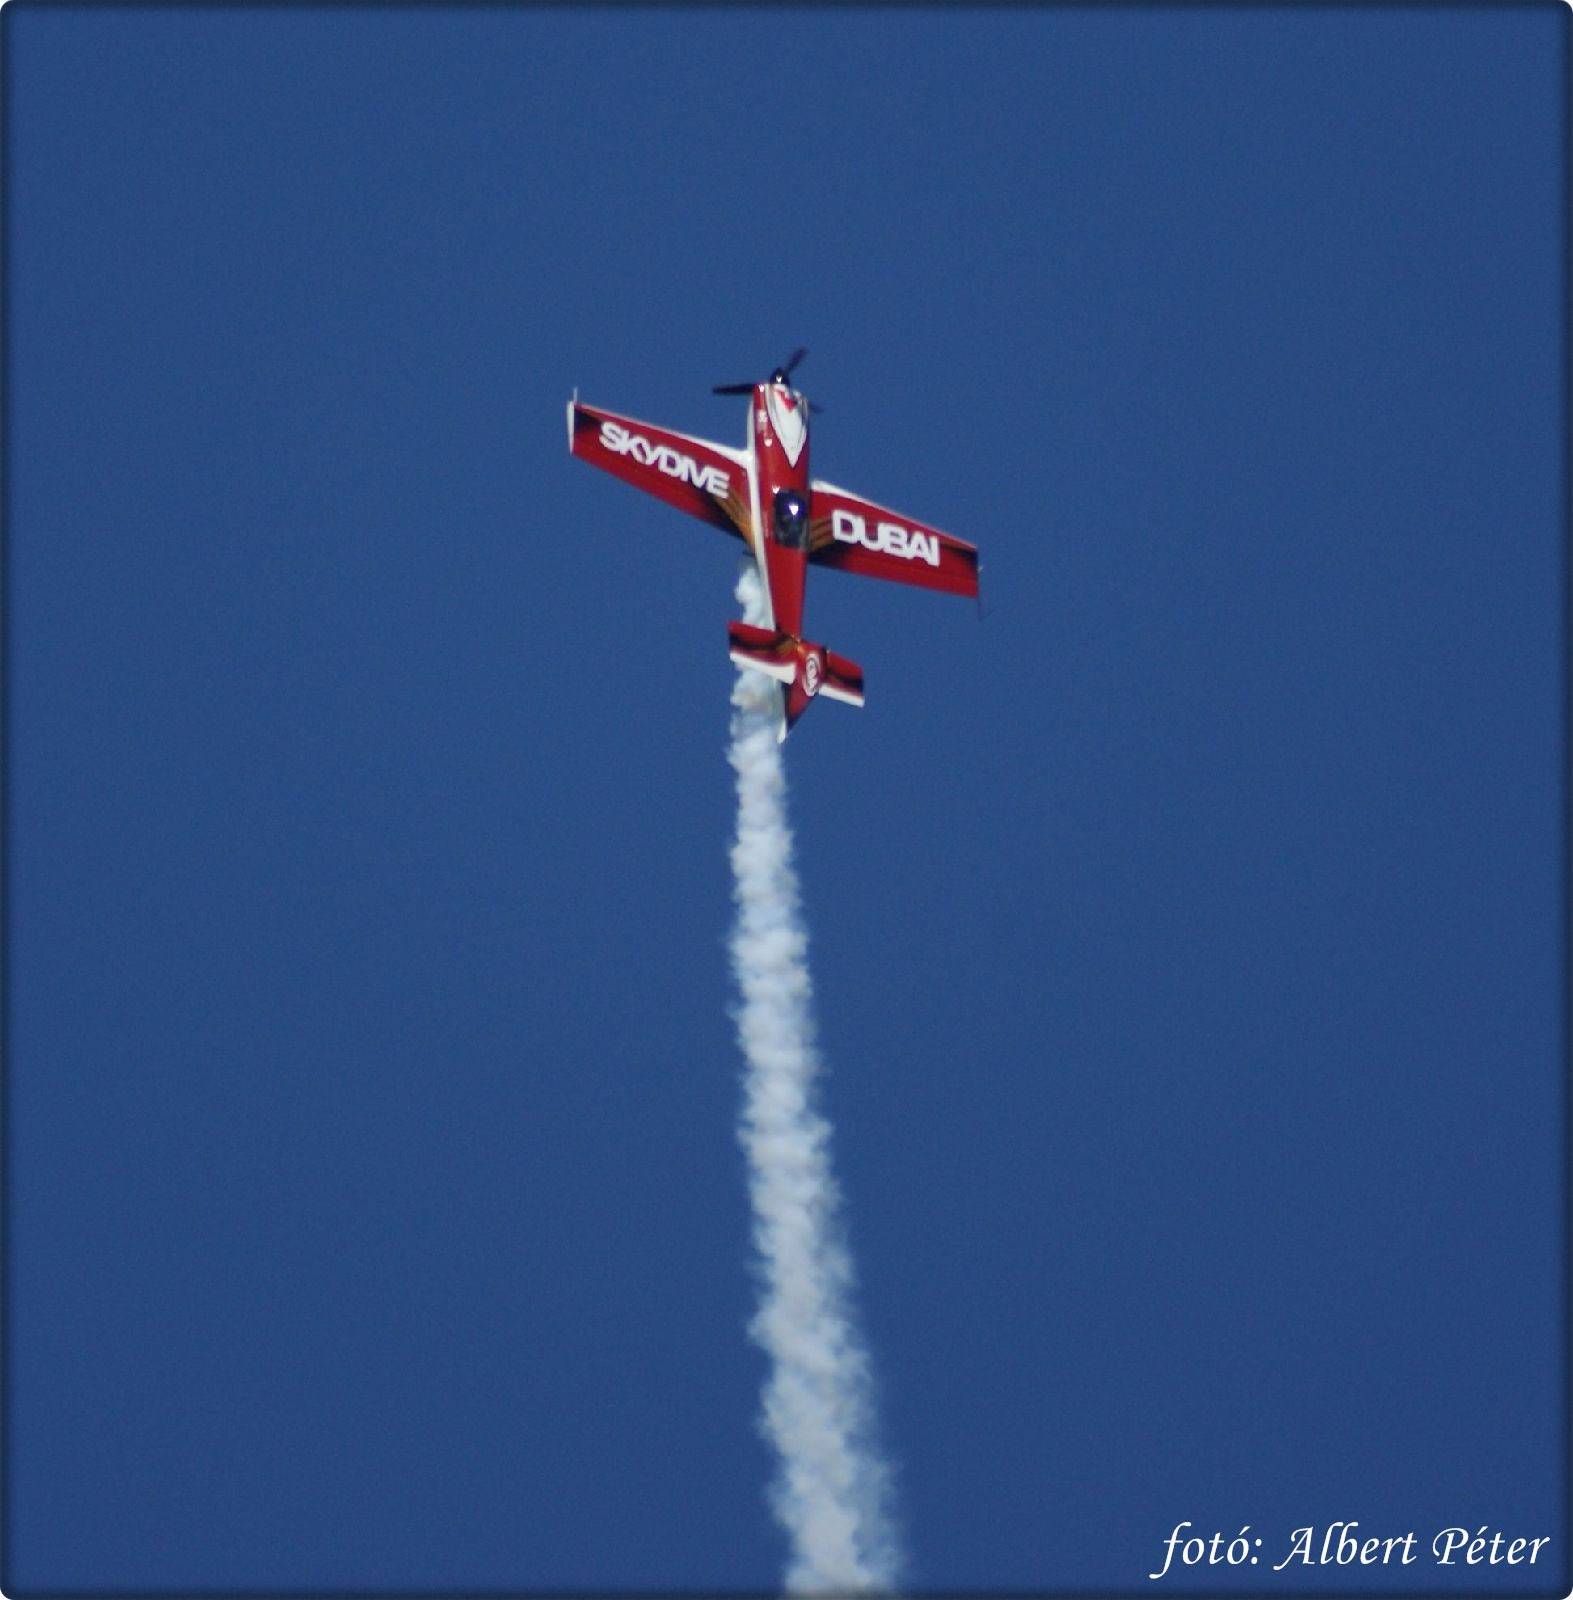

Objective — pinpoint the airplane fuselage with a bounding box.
[746,382,812,639]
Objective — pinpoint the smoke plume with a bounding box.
[727,562,902,1593]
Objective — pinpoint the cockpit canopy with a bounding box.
[772,488,810,550]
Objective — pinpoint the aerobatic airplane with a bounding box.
[567,350,979,738]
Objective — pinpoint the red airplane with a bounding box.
[567,350,980,738]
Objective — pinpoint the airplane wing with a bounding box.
[808,480,979,598]
[568,398,756,547]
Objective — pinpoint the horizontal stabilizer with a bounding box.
[728,623,864,738]
[818,649,866,707]
[728,621,798,683]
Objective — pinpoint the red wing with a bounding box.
[808,480,979,598]
[568,399,755,547]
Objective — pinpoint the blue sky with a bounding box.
[4,4,1566,1593]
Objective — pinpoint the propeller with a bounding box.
[712,349,822,411]
[712,347,808,396]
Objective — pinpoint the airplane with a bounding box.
[566,349,979,738]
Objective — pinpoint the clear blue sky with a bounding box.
[4,4,1566,1593]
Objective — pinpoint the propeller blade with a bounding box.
[715,350,808,396]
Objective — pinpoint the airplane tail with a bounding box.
[728,622,864,740]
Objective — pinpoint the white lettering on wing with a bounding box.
[830,507,940,566]
[598,419,730,497]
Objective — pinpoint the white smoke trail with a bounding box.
[727,562,902,1594]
